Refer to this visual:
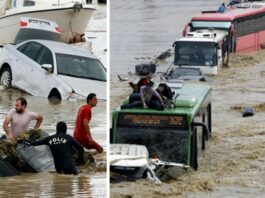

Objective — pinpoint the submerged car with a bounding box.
[0,40,106,100]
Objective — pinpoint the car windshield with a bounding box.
[56,53,106,81]
[171,68,201,79]
[174,41,217,66]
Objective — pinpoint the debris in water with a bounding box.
[118,75,129,81]
[242,107,254,117]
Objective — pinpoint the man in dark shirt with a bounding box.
[29,121,84,175]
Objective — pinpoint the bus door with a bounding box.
[190,103,211,169]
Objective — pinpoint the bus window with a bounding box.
[191,21,231,31]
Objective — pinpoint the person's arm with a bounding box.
[83,119,92,140]
[3,117,14,139]
[140,86,147,108]
[33,114,43,130]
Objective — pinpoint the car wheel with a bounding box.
[0,67,12,88]
[48,89,62,101]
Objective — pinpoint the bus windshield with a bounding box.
[174,41,217,66]
[191,21,231,30]
[115,113,189,164]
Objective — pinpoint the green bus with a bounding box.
[110,82,212,170]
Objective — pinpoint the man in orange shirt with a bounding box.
[74,93,103,153]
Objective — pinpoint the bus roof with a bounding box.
[178,29,228,43]
[192,3,265,21]
[113,83,212,120]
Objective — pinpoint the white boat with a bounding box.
[0,0,95,44]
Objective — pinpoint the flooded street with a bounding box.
[110,0,265,197]
[0,2,106,197]
[0,89,106,197]
[110,0,222,112]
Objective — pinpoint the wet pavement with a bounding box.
[110,0,265,197]
[0,1,106,197]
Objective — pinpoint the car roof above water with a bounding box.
[16,39,96,59]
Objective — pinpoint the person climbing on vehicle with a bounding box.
[28,121,85,175]
[3,97,43,140]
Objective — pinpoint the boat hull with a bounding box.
[0,4,95,44]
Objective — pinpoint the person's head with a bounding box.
[87,93,97,107]
[157,83,166,93]
[56,121,67,134]
[15,97,27,113]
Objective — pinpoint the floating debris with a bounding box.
[118,75,129,81]
[242,107,254,117]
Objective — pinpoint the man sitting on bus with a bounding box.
[140,81,164,110]
[121,82,164,110]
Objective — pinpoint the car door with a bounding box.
[16,41,54,97]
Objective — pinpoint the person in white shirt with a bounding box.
[3,97,43,139]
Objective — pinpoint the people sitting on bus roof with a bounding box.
[121,81,164,110]
[217,3,226,13]
[129,73,153,93]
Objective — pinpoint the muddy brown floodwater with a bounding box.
[110,42,265,198]
[0,88,106,197]
[110,0,265,197]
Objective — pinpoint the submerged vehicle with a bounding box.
[110,144,160,182]
[183,1,265,53]
[0,39,106,100]
[174,29,229,75]
[0,131,54,177]
[110,82,212,180]
[0,0,95,44]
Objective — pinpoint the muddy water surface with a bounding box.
[110,0,265,197]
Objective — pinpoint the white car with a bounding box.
[0,40,106,100]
